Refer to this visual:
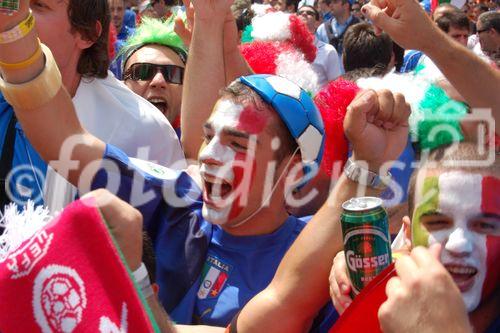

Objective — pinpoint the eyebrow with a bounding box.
[223,128,252,140]
[420,211,446,217]
[473,213,500,220]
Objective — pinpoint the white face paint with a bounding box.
[427,172,487,312]
[199,100,244,225]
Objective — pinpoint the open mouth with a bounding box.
[202,177,233,208]
[148,98,169,116]
[445,264,478,292]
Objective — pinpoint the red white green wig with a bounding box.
[310,72,470,177]
[356,72,469,151]
[239,11,320,95]
[412,170,500,312]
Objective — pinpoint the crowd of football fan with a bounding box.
[0,0,498,332]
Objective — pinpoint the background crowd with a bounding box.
[0,0,498,332]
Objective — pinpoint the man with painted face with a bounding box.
[329,143,500,332]
[0,0,411,329]
[0,0,323,327]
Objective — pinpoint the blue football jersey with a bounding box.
[92,144,308,326]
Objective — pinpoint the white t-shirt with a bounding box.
[312,39,342,87]
[44,71,186,212]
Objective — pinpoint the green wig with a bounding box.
[120,16,188,76]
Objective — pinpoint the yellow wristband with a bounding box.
[0,38,42,70]
[0,44,62,110]
[0,11,35,44]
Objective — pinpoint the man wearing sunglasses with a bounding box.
[121,17,187,133]
[297,5,341,86]
[476,12,500,67]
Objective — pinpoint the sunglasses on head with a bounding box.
[123,63,184,84]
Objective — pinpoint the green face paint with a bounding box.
[411,176,439,247]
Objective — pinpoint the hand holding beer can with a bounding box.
[0,0,20,15]
[341,197,392,296]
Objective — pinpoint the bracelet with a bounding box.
[0,38,43,70]
[0,43,62,110]
[0,11,35,44]
[132,262,154,299]
[343,158,392,190]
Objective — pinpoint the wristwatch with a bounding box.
[343,158,392,190]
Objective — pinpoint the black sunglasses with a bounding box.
[476,27,490,34]
[123,63,184,84]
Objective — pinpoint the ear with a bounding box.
[402,215,412,248]
[281,153,305,194]
[75,21,103,51]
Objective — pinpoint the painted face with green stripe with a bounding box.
[412,171,500,312]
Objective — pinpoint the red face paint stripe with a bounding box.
[236,107,269,135]
[228,152,256,221]
[481,236,500,302]
[481,176,500,216]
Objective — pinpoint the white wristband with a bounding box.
[132,262,154,299]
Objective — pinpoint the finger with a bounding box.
[392,93,410,127]
[361,4,398,32]
[329,272,347,314]
[344,89,378,142]
[378,301,392,332]
[174,18,192,46]
[80,188,115,208]
[394,254,419,282]
[428,243,442,261]
[333,252,352,296]
[374,89,395,126]
[410,246,437,269]
[370,0,389,9]
[385,276,402,298]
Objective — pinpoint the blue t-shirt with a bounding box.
[192,215,306,325]
[0,93,47,207]
[91,144,308,326]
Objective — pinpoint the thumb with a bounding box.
[428,243,442,261]
[361,4,397,32]
[343,90,377,143]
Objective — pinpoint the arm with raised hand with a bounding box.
[174,1,252,86]
[0,2,104,186]
[362,0,500,125]
[222,9,253,84]
[234,89,411,332]
[179,0,231,161]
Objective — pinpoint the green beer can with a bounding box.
[341,196,392,295]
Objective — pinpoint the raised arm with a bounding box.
[362,0,500,126]
[179,0,229,160]
[0,3,104,186]
[222,9,253,85]
[234,89,411,332]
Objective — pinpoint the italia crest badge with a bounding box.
[197,255,232,299]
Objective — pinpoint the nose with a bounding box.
[199,137,226,166]
[444,228,473,257]
[149,69,167,89]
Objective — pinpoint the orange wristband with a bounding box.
[0,38,42,70]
